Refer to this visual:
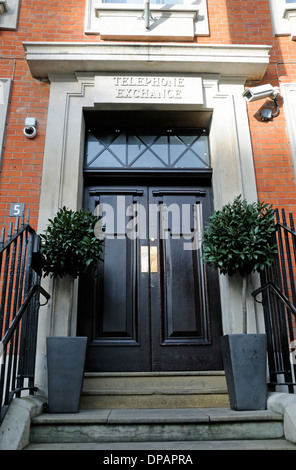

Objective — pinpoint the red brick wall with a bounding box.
[0,1,98,230]
[199,0,296,214]
[0,59,48,229]
[0,0,296,231]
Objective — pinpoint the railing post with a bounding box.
[17,229,39,393]
[0,220,50,423]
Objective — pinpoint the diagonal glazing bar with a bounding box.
[128,131,169,167]
[86,131,126,167]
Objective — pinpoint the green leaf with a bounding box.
[202,195,276,277]
[40,207,104,278]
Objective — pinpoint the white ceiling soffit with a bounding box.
[23,42,271,81]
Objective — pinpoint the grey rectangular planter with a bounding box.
[46,336,87,413]
[220,334,267,411]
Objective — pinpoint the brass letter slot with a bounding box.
[150,246,158,273]
[141,246,149,273]
[141,246,158,273]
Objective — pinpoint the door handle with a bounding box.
[141,246,158,273]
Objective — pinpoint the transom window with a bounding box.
[84,129,210,170]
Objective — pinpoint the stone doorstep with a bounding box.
[82,388,228,395]
[24,439,296,450]
[81,371,228,395]
[80,395,230,411]
[29,407,285,445]
[80,371,230,409]
[82,371,228,391]
[2,393,296,450]
[31,407,283,425]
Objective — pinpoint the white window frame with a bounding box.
[0,78,12,169]
[84,0,209,40]
[0,0,21,30]
[269,0,296,37]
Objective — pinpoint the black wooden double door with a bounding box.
[78,183,223,372]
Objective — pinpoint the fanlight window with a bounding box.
[84,129,210,170]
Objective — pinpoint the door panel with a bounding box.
[78,187,150,371]
[159,222,206,342]
[96,237,138,342]
[149,187,222,371]
[77,183,223,372]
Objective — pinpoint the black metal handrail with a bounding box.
[0,216,50,424]
[252,209,296,393]
[252,281,296,319]
[1,284,50,356]
[252,280,296,392]
[0,285,50,421]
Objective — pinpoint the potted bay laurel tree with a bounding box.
[40,207,104,413]
[202,195,277,410]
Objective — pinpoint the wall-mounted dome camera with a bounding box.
[24,117,37,139]
[24,126,37,138]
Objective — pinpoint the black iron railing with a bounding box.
[252,209,296,393]
[0,215,49,424]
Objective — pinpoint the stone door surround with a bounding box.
[24,42,271,391]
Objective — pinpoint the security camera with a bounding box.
[24,126,37,138]
[242,84,280,103]
[24,117,37,139]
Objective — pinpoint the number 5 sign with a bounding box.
[9,203,25,217]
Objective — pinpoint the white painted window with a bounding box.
[0,0,21,30]
[269,0,296,36]
[85,0,209,40]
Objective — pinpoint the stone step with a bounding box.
[24,439,296,450]
[81,371,230,409]
[28,407,285,446]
